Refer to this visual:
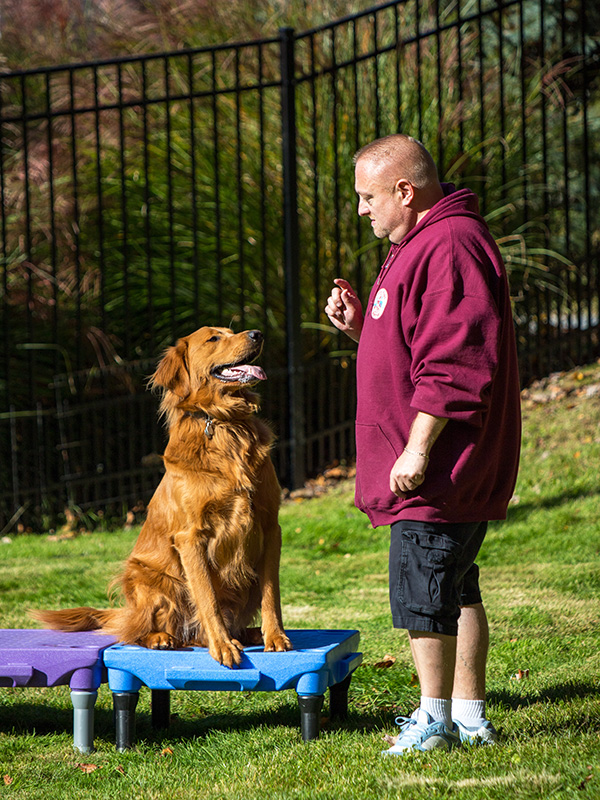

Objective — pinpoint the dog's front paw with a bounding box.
[142,631,178,650]
[209,637,244,667]
[263,629,293,653]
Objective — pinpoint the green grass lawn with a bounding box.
[0,366,599,799]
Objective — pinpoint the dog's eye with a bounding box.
[206,336,220,343]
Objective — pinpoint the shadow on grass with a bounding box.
[131,702,392,743]
[0,696,391,748]
[0,701,76,737]
[489,680,599,710]
[4,681,595,747]
[502,487,600,524]
[146,680,600,743]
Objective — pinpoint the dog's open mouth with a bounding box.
[212,362,267,384]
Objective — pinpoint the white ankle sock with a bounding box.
[452,698,486,726]
[420,696,452,728]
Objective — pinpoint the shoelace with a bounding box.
[393,715,423,744]
[394,715,416,728]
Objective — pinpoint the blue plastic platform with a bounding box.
[103,629,362,749]
[0,629,117,752]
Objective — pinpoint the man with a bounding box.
[324,134,521,755]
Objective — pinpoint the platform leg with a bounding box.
[70,690,97,753]
[151,689,171,729]
[329,674,352,720]
[113,691,139,751]
[298,694,324,741]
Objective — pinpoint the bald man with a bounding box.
[325,134,521,755]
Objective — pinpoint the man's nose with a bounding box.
[357,198,370,216]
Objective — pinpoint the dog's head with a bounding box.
[150,327,266,422]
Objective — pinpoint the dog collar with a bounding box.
[183,408,215,438]
[203,417,214,439]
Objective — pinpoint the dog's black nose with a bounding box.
[247,330,263,343]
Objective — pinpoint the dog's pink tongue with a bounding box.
[222,364,267,381]
[241,364,266,380]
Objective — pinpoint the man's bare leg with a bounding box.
[452,603,489,700]
[405,605,488,725]
[450,603,497,742]
[408,630,457,699]
[406,604,488,699]
[382,630,459,754]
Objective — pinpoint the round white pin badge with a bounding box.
[371,288,388,319]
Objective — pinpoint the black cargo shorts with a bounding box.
[389,519,488,636]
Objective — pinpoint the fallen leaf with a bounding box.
[76,763,100,774]
[383,733,397,746]
[409,673,420,687]
[3,775,13,786]
[160,747,174,757]
[578,774,592,790]
[374,655,397,669]
[115,765,126,775]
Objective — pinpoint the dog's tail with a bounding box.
[32,606,120,632]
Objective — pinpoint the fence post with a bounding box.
[279,27,305,490]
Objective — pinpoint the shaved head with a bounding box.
[353,134,444,242]
[353,134,439,190]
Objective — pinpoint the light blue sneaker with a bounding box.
[453,718,498,745]
[382,708,461,756]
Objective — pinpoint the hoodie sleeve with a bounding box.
[407,272,502,428]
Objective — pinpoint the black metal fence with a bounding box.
[1,0,599,531]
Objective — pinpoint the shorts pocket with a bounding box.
[398,530,463,616]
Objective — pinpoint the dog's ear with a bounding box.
[150,340,191,398]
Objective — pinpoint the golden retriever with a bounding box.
[35,327,292,667]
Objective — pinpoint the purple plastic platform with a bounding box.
[0,629,117,752]
[103,629,362,749]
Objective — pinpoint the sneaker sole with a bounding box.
[382,735,460,756]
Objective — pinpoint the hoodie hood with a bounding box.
[399,183,485,249]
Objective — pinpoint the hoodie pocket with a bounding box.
[355,422,400,511]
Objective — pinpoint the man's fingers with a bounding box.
[325,280,363,341]
[325,292,346,318]
[333,278,357,300]
[333,278,353,289]
[390,466,425,497]
[326,284,351,323]
[331,288,345,308]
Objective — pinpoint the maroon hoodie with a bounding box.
[354,185,521,526]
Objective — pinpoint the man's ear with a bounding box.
[396,178,415,206]
[150,339,190,397]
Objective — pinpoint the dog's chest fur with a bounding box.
[157,414,274,584]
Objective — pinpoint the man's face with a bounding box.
[354,157,413,243]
